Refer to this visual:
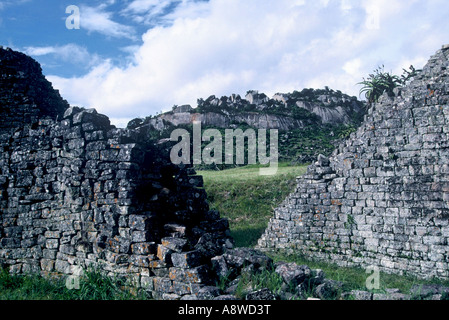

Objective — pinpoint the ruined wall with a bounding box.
[258,45,449,280]
[0,107,233,299]
[0,47,69,133]
[0,47,235,299]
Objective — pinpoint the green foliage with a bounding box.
[0,267,25,292]
[234,267,285,299]
[400,65,421,84]
[290,104,321,122]
[358,65,402,103]
[279,124,358,163]
[0,266,70,300]
[337,125,357,139]
[69,267,137,300]
[344,214,356,230]
[0,265,148,300]
[358,65,421,103]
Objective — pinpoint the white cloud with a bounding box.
[121,0,207,26]
[49,0,449,127]
[0,0,31,10]
[25,44,98,66]
[80,4,137,39]
[124,0,175,14]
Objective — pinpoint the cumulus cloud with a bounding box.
[49,0,449,127]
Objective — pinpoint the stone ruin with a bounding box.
[3,44,449,301]
[258,45,449,280]
[0,47,239,299]
[1,47,343,301]
[0,47,69,132]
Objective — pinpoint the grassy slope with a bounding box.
[198,163,307,248]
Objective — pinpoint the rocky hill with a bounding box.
[129,89,367,165]
[129,88,365,131]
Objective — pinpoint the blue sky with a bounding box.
[1,0,448,127]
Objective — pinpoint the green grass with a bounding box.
[214,251,449,300]
[198,163,308,247]
[267,252,449,296]
[0,266,148,300]
[0,267,70,300]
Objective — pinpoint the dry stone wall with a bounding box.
[0,47,236,299]
[0,106,234,299]
[258,45,449,280]
[0,47,69,133]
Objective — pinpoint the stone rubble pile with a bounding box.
[162,247,449,301]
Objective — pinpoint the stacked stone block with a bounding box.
[258,45,449,280]
[0,47,69,133]
[0,106,233,299]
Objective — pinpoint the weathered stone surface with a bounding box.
[0,47,69,134]
[195,233,232,259]
[161,237,188,253]
[211,255,229,278]
[373,293,411,301]
[342,290,373,301]
[0,47,234,301]
[313,280,344,300]
[214,295,238,300]
[245,288,277,301]
[168,265,210,284]
[223,248,273,270]
[171,250,202,268]
[197,286,221,300]
[410,284,449,300]
[274,262,312,287]
[131,242,156,255]
[258,45,449,280]
[180,294,199,300]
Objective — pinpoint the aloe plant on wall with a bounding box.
[358,65,421,103]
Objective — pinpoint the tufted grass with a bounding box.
[0,266,148,300]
